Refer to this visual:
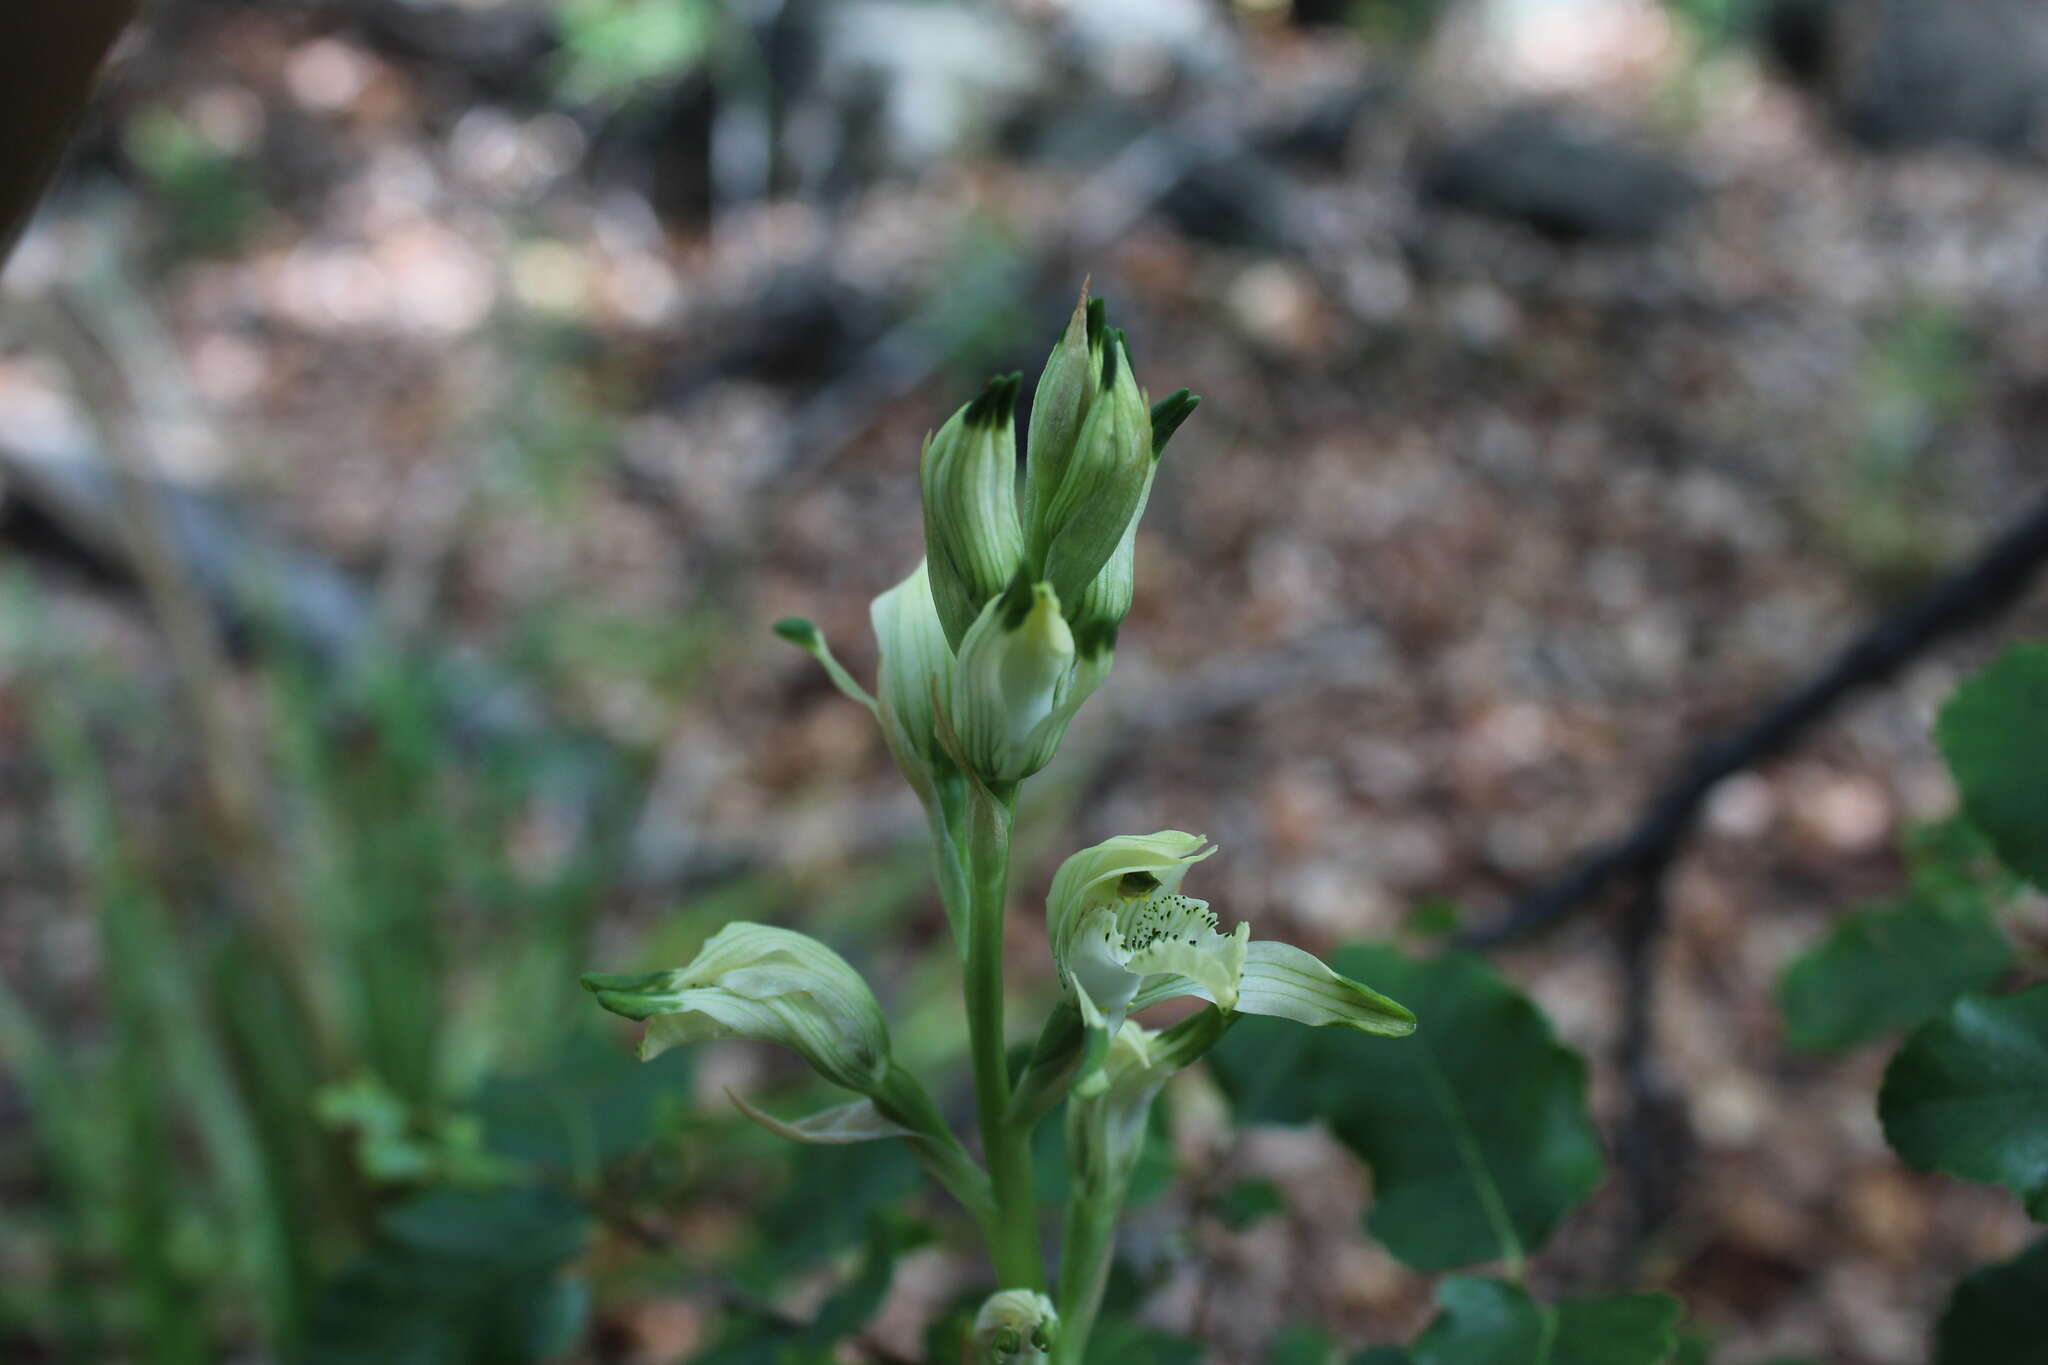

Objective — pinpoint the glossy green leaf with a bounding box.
[1779,896,2012,1052]
[1880,985,2048,1216]
[1409,1278,1681,1365]
[304,1187,589,1365]
[1212,945,1604,1271]
[1938,645,2048,889]
[1933,1238,2048,1364]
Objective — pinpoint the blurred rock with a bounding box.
[1764,0,2048,156]
[1416,106,1700,242]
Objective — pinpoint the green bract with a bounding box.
[923,375,1026,650]
[1067,1014,1225,1192]
[581,923,890,1096]
[869,559,956,803]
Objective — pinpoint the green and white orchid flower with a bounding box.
[1047,831,1417,1041]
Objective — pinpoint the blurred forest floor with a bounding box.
[3,1,2048,1362]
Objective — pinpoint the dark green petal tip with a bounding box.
[1085,296,1108,349]
[1149,390,1199,458]
[966,372,1022,428]
[997,565,1036,630]
[772,616,821,648]
[1074,618,1118,661]
[1098,328,1126,389]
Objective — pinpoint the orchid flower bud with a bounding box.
[582,923,891,1095]
[924,374,1026,650]
[1066,517,1135,664]
[1047,833,1417,1041]
[1063,388,1198,663]
[973,1289,1059,1365]
[869,560,955,804]
[946,574,1081,785]
[1023,291,1108,540]
[1033,332,1154,616]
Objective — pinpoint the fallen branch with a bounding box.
[1460,489,2048,949]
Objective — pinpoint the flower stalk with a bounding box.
[963,780,1041,1288]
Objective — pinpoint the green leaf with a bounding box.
[1408,1278,1681,1365]
[1212,945,1604,1271]
[304,1187,589,1365]
[1880,985,2048,1215]
[1933,1238,2048,1364]
[1938,644,2048,889]
[1352,1351,1414,1365]
[1085,1319,1203,1365]
[472,1036,691,1177]
[748,1138,922,1280]
[1273,1326,1338,1364]
[1779,896,2012,1052]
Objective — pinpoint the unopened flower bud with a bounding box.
[1067,519,1135,663]
[974,1290,1059,1364]
[947,574,1078,784]
[923,374,1025,650]
[1023,291,1108,540]
[582,923,892,1095]
[1033,333,1154,615]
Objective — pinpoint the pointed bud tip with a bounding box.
[966,373,1023,428]
[1098,329,1124,389]
[772,616,821,649]
[1149,390,1199,458]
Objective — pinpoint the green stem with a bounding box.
[1052,1186,1120,1364]
[964,783,1041,1288]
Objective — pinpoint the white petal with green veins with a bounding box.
[1235,940,1416,1035]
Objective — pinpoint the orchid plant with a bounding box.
[582,289,1417,1361]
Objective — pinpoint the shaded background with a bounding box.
[3,0,2047,1360]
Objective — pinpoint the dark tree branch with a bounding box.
[0,0,139,265]
[1607,858,1691,1264]
[1460,490,2048,950]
